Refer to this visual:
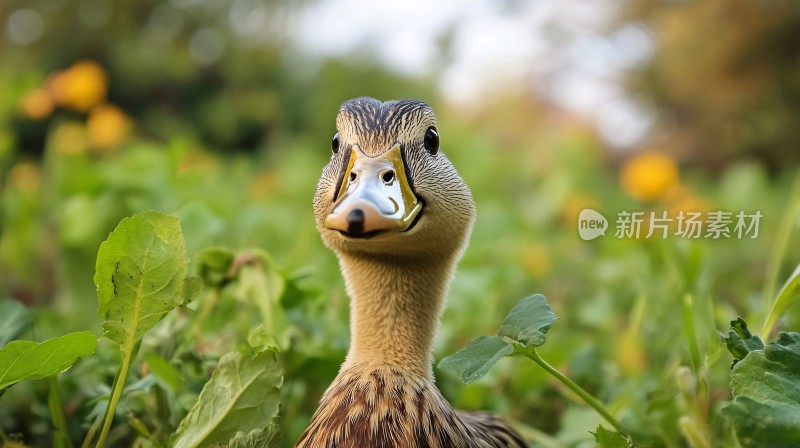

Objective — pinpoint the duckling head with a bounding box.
[313,97,476,259]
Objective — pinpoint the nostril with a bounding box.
[346,208,365,234]
[349,171,358,183]
[381,170,395,184]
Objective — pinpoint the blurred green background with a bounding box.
[2,0,800,446]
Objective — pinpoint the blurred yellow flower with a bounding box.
[521,241,552,279]
[664,184,709,218]
[87,104,131,151]
[20,88,54,120]
[49,60,108,112]
[614,329,648,373]
[620,152,679,202]
[559,192,598,227]
[249,169,280,200]
[8,162,42,193]
[51,122,89,155]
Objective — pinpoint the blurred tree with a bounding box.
[1,0,433,157]
[626,0,800,169]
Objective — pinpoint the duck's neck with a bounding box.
[337,251,457,379]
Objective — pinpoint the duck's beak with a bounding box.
[324,144,422,237]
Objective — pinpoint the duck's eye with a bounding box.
[423,127,439,155]
[332,133,340,154]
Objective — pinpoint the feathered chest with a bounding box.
[295,366,524,448]
[295,367,471,448]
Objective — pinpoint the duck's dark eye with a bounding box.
[332,133,340,154]
[423,127,439,155]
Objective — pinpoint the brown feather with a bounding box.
[296,365,525,448]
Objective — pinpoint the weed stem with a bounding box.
[95,350,133,447]
[96,339,142,448]
[524,347,626,434]
[80,415,102,448]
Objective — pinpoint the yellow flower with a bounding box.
[87,104,131,151]
[664,184,708,218]
[50,60,108,112]
[50,121,89,155]
[520,241,552,279]
[620,152,679,202]
[249,169,280,200]
[8,162,42,193]
[614,330,648,373]
[20,88,54,120]
[559,192,598,227]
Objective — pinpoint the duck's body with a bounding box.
[298,98,526,448]
[299,365,523,447]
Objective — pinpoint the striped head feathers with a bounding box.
[313,97,476,259]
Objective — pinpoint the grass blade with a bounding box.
[762,263,800,339]
[49,376,73,448]
[761,171,800,338]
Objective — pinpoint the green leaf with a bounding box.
[94,211,202,447]
[194,247,235,289]
[438,336,514,384]
[0,332,97,391]
[231,250,288,349]
[497,294,559,347]
[95,210,202,348]
[0,299,34,347]
[144,353,184,393]
[592,424,634,447]
[721,318,765,365]
[228,426,281,448]
[722,332,800,447]
[171,350,283,448]
[183,277,204,305]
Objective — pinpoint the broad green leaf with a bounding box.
[497,294,559,347]
[95,210,202,349]
[0,299,34,347]
[0,332,97,391]
[721,318,765,366]
[183,277,204,305]
[722,332,800,447]
[94,211,202,448]
[171,350,283,448]
[228,426,281,448]
[592,425,633,448]
[438,336,514,384]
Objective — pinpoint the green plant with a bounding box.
[0,211,285,447]
[721,318,800,447]
[440,294,631,445]
[441,283,800,448]
[93,211,203,447]
[0,306,96,447]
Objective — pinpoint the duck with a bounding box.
[297,97,527,448]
